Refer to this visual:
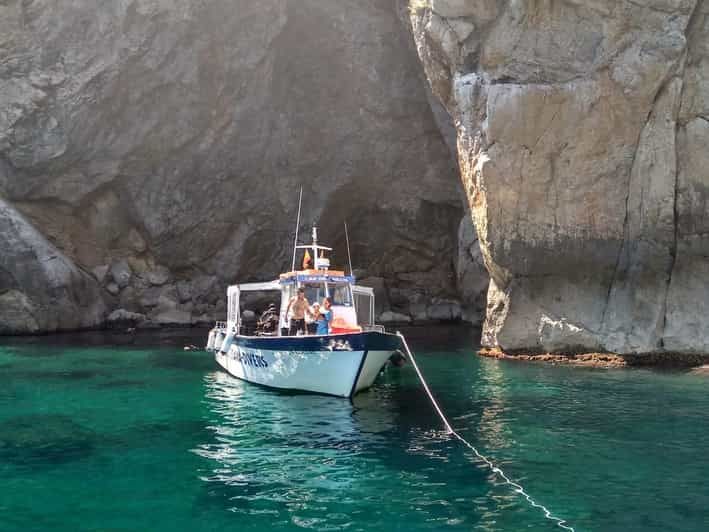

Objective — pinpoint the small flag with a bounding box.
[302,249,312,269]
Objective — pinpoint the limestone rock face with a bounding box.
[456,214,487,324]
[0,0,469,332]
[411,0,709,353]
[0,198,105,333]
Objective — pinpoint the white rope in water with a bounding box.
[396,332,574,532]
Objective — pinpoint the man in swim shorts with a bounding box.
[286,287,310,336]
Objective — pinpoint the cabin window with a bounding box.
[302,283,325,306]
[300,282,352,306]
[327,283,352,306]
[353,291,373,326]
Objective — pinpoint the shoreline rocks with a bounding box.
[479,347,709,369]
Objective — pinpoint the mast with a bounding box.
[344,222,353,276]
[311,226,318,269]
[295,225,331,270]
[291,187,303,272]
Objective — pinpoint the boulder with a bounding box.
[379,311,413,324]
[148,296,192,325]
[146,266,171,286]
[106,309,147,328]
[105,283,120,296]
[109,260,132,290]
[426,300,462,321]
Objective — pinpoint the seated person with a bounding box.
[257,304,278,334]
[286,287,309,336]
[315,297,332,335]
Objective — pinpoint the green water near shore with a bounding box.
[1,326,708,531]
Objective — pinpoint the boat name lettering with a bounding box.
[236,350,268,368]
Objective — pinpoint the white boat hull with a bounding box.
[210,331,401,397]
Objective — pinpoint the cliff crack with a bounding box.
[660,0,701,348]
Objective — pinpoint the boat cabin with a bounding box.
[226,272,376,336]
[225,227,378,337]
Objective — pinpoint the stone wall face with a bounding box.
[0,0,476,332]
[411,0,709,353]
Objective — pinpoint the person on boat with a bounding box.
[315,297,332,335]
[257,303,279,335]
[286,287,310,336]
[306,302,320,335]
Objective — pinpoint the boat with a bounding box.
[205,226,403,398]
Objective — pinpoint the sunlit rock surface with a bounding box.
[0,0,478,331]
[411,0,709,353]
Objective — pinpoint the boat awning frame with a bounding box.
[232,280,281,292]
[280,274,355,285]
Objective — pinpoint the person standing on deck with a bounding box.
[286,287,310,336]
[315,297,332,335]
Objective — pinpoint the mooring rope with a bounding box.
[396,332,575,531]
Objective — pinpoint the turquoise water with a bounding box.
[1,326,708,531]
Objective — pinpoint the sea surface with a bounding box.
[1,325,708,532]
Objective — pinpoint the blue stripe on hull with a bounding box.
[232,331,401,352]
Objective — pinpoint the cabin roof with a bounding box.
[279,269,346,278]
[280,270,355,284]
[227,270,355,292]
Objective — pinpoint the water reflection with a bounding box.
[191,369,508,530]
[199,370,396,440]
[193,372,398,512]
[474,359,514,451]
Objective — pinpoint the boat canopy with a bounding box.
[280,273,355,285]
[227,281,281,329]
[235,280,281,292]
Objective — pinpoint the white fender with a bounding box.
[206,329,217,351]
[219,328,236,355]
[214,330,226,352]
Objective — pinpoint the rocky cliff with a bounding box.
[0,0,482,333]
[411,0,709,354]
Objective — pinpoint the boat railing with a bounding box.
[363,324,386,333]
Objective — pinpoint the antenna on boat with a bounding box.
[291,186,303,272]
[311,225,318,269]
[344,221,353,276]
